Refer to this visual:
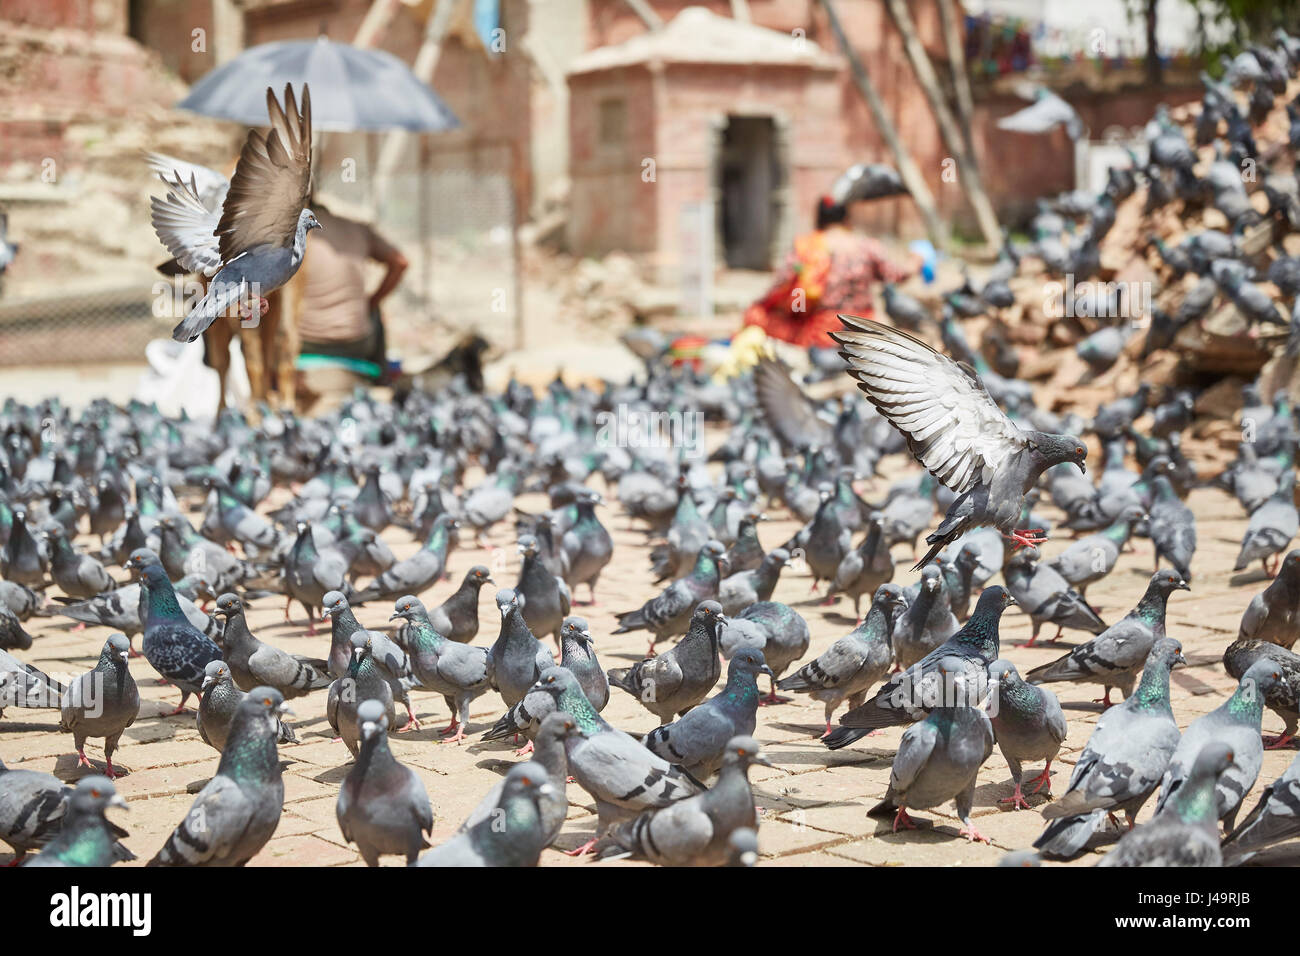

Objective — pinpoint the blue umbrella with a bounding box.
[177,37,460,132]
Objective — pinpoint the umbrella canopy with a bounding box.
[177,37,461,132]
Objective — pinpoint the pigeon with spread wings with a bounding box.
[830,316,1086,569]
[149,83,320,343]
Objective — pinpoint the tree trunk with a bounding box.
[1145,0,1162,86]
[817,0,947,250]
[936,0,975,154]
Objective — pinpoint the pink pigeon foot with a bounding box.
[1264,732,1295,750]
[563,838,598,857]
[959,823,991,844]
[1026,764,1053,794]
[999,784,1031,810]
[892,807,918,832]
[514,740,535,757]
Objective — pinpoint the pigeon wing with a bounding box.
[832,316,1028,495]
[217,83,313,261]
[753,357,834,451]
[150,173,224,276]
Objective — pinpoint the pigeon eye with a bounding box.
[92,789,101,798]
[263,697,272,705]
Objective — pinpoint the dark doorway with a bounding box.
[718,116,779,270]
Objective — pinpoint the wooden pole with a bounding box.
[884,0,1000,249]
[729,0,752,22]
[936,0,975,152]
[352,0,400,48]
[624,0,664,30]
[817,0,947,250]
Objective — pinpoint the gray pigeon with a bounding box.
[0,647,66,718]
[355,514,457,604]
[778,584,903,736]
[558,616,608,712]
[868,659,995,842]
[328,631,399,756]
[987,660,1067,809]
[149,688,291,866]
[149,84,319,342]
[1238,550,1300,649]
[47,528,114,599]
[59,634,139,779]
[613,539,726,655]
[1004,545,1106,647]
[0,600,31,652]
[1034,638,1185,860]
[643,648,774,779]
[212,593,329,698]
[336,699,434,866]
[460,710,578,849]
[0,758,73,864]
[413,762,556,867]
[598,736,771,866]
[718,547,788,616]
[1234,471,1298,576]
[516,533,572,647]
[892,564,959,670]
[1155,659,1280,831]
[829,518,894,620]
[607,601,725,724]
[1046,507,1144,597]
[832,317,1087,569]
[283,521,355,633]
[21,776,133,868]
[1222,749,1300,865]
[197,660,296,752]
[487,588,555,715]
[427,565,493,643]
[1223,636,1300,748]
[139,563,223,714]
[1025,570,1188,708]
[718,600,810,702]
[560,489,614,602]
[1098,742,1235,868]
[523,667,705,855]
[391,594,491,743]
[1148,469,1196,581]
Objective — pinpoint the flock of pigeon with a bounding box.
[5,37,1300,869]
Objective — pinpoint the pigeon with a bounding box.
[355,514,457,604]
[328,631,400,756]
[460,710,578,848]
[987,660,1067,809]
[868,658,995,842]
[597,736,771,866]
[607,601,726,724]
[211,593,329,698]
[613,539,726,655]
[1148,470,1196,581]
[829,518,894,619]
[427,565,493,643]
[1155,660,1280,831]
[323,589,373,678]
[21,776,133,868]
[1098,742,1235,867]
[558,616,608,712]
[488,588,555,715]
[0,758,76,864]
[520,667,704,855]
[0,601,32,652]
[829,162,909,203]
[197,660,296,752]
[1222,749,1300,865]
[413,762,556,867]
[826,586,1015,747]
[1223,637,1300,749]
[779,584,903,736]
[0,646,66,718]
[1034,638,1185,860]
[59,634,139,779]
[831,317,1087,568]
[1046,507,1145,597]
[718,600,810,700]
[881,283,932,332]
[937,544,980,622]
[282,521,355,633]
[139,563,223,714]
[643,647,774,779]
[516,533,571,647]
[46,528,113,600]
[2,510,47,588]
[1004,545,1106,647]
[336,699,434,866]
[1026,570,1188,707]
[149,84,319,342]
[1234,472,1298,577]
[391,594,491,743]
[560,489,614,603]
[149,688,291,865]
[997,86,1085,140]
[718,547,787,616]
[1238,549,1300,649]
[892,564,959,670]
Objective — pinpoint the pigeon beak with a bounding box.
[109,794,129,811]
[535,782,558,800]
[321,609,334,622]
[1005,594,1018,607]
[760,665,775,679]
[277,702,294,716]
[1077,462,1087,474]
[1174,653,1188,668]
[388,612,403,622]
[119,651,131,662]
[751,752,774,768]
[1177,580,1190,591]
[360,720,379,739]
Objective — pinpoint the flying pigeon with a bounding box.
[149,84,320,342]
